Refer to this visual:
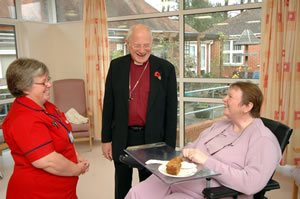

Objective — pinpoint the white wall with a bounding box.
[17,21,53,67]
[16,21,86,101]
[51,22,85,80]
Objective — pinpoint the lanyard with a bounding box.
[16,99,74,143]
[45,112,70,132]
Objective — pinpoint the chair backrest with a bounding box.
[261,117,293,153]
[53,79,87,116]
[253,117,293,199]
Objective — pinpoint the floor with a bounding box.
[0,140,296,199]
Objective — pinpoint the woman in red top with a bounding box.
[3,58,89,199]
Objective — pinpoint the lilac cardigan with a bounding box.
[125,118,282,199]
[180,118,282,198]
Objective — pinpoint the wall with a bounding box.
[17,21,53,67]
[51,22,85,81]
[16,21,86,101]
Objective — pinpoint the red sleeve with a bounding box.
[13,116,55,162]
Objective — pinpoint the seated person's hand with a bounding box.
[183,148,208,165]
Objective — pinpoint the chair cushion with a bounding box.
[71,123,89,132]
[66,108,88,124]
[72,131,90,137]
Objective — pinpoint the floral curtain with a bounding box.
[84,0,109,139]
[260,0,300,165]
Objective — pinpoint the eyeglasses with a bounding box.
[131,43,151,50]
[34,77,52,86]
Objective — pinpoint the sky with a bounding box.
[145,0,262,12]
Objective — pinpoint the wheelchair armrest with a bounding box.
[202,186,240,199]
[202,179,280,199]
[119,154,144,170]
[262,179,280,191]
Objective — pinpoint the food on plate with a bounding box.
[166,156,184,175]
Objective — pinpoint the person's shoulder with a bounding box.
[4,103,42,127]
[252,118,272,135]
[249,118,278,142]
[45,101,58,111]
[111,54,130,64]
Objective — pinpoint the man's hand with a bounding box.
[102,142,113,161]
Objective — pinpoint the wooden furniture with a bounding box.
[0,142,8,155]
[0,142,8,179]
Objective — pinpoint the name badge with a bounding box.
[68,131,74,143]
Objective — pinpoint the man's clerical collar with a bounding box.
[134,61,144,65]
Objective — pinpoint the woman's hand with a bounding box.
[76,150,90,173]
[32,151,89,176]
[77,161,89,175]
[183,148,208,165]
[77,156,89,174]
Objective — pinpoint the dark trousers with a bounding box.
[114,128,152,199]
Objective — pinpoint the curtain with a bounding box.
[84,0,109,139]
[260,0,300,165]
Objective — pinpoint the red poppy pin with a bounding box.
[154,72,161,80]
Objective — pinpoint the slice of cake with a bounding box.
[166,156,184,175]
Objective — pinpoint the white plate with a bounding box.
[181,161,197,169]
[158,164,197,178]
[146,160,197,169]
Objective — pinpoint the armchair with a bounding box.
[202,117,293,199]
[53,79,93,151]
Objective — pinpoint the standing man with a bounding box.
[101,24,177,199]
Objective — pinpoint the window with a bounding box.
[184,0,262,9]
[0,1,262,148]
[105,0,179,17]
[108,17,179,75]
[21,0,50,22]
[55,0,83,22]
[0,0,16,19]
[223,40,243,65]
[106,1,262,147]
[184,8,261,79]
[0,24,17,125]
[0,25,17,79]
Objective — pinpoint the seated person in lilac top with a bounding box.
[125,81,282,199]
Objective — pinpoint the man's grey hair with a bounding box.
[126,24,153,42]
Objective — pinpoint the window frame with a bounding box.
[0,0,262,148]
[107,1,261,148]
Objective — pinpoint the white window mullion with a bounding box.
[229,40,233,64]
[15,0,22,21]
[178,0,185,149]
[48,0,57,24]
